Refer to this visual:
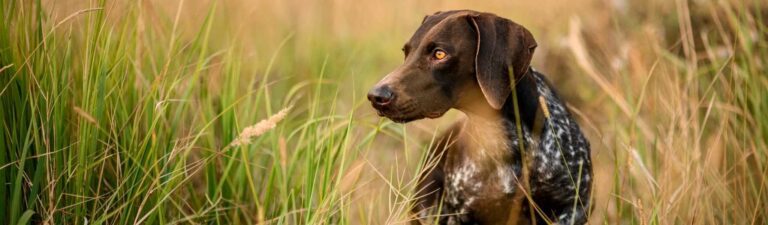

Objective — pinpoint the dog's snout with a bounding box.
[367,85,395,107]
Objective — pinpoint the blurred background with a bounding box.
[1,0,766,224]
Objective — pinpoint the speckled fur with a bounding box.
[413,69,592,225]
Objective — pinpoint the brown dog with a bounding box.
[367,10,592,225]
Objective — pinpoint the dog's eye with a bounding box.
[433,50,447,60]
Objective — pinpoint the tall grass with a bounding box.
[562,1,768,223]
[0,1,403,224]
[0,0,765,224]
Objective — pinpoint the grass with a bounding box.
[1,0,766,224]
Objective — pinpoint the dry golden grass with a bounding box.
[2,0,765,224]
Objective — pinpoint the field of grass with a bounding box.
[1,0,766,224]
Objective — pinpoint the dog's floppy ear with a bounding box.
[467,14,537,109]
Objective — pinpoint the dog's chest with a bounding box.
[443,159,520,207]
[440,133,525,223]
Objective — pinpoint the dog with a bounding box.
[367,10,592,225]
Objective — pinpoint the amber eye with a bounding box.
[434,50,447,60]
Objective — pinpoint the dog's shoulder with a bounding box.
[529,69,590,160]
[524,69,592,224]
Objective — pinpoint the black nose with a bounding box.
[367,86,395,107]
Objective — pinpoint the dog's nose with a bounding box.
[367,86,395,107]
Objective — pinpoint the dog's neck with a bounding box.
[458,69,539,126]
[502,70,540,130]
[454,70,539,161]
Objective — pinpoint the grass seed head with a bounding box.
[229,105,293,147]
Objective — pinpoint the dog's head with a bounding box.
[367,10,537,123]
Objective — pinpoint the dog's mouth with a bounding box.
[374,109,420,123]
[424,111,446,119]
[373,105,447,124]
